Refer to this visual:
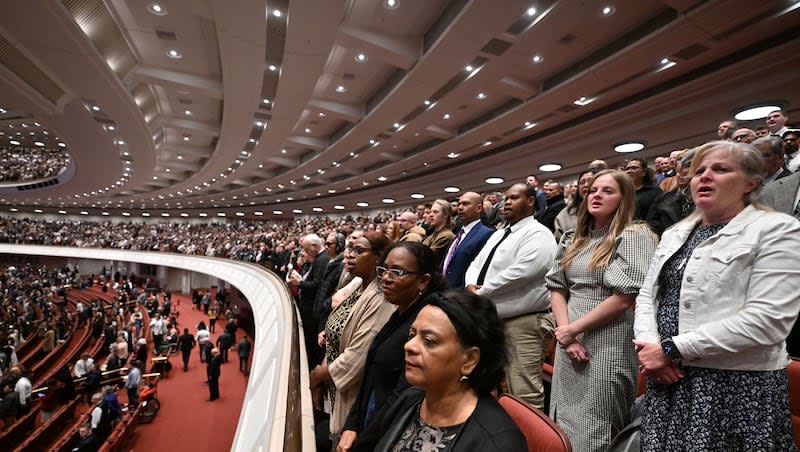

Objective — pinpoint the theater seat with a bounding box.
[498,393,572,452]
[787,358,800,450]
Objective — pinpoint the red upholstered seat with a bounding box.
[498,393,572,452]
[787,359,800,450]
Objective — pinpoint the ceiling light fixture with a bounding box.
[574,96,594,106]
[444,186,460,193]
[476,92,487,99]
[447,152,459,159]
[526,7,537,16]
[272,9,282,17]
[318,112,325,117]
[58,142,66,148]
[602,5,616,15]
[305,128,312,133]
[262,98,270,104]
[733,104,783,121]
[34,141,44,147]
[9,140,19,145]
[485,177,504,185]
[334,205,345,210]
[424,100,431,106]
[147,3,167,15]
[613,141,646,153]
[539,163,562,172]
[184,110,192,115]
[382,198,395,204]
[336,85,347,93]
[166,49,182,59]
[91,105,100,111]
[410,193,425,199]
[465,65,474,72]
[356,202,369,207]
[442,113,451,120]
[356,53,367,62]
[532,55,543,63]
[312,207,323,212]
[268,64,277,71]
[384,0,399,9]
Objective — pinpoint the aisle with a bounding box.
[127,293,249,451]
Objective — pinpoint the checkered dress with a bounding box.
[545,225,657,452]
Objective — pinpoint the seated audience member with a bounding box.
[624,157,661,219]
[634,141,800,450]
[534,180,567,233]
[337,242,446,452]
[372,290,526,451]
[646,149,696,236]
[755,135,792,184]
[422,199,456,269]
[73,422,99,452]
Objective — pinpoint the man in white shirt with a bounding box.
[783,130,800,173]
[465,183,557,408]
[766,109,789,137]
[11,366,32,413]
[74,352,95,378]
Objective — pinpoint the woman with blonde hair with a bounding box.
[422,199,455,268]
[545,170,658,451]
[383,220,402,243]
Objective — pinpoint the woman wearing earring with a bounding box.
[337,242,447,452]
[545,170,658,451]
[372,290,526,451]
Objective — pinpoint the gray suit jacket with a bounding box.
[760,172,800,214]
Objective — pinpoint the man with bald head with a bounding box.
[397,211,426,242]
[441,192,494,289]
[731,128,756,143]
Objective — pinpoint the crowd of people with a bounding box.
[0,146,70,183]
[1,109,799,450]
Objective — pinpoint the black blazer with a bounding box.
[297,253,331,307]
[343,295,433,452]
[373,388,527,452]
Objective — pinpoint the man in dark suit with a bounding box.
[760,171,800,216]
[177,328,195,371]
[207,348,222,401]
[289,234,331,367]
[534,180,566,233]
[74,423,99,452]
[755,136,792,185]
[442,192,494,289]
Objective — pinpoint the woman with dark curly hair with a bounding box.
[373,290,526,451]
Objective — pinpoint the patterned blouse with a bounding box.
[391,405,465,452]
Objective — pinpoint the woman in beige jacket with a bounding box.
[309,230,395,450]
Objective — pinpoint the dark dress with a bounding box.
[641,223,795,450]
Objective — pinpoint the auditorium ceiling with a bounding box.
[0,0,799,219]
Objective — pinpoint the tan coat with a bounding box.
[327,278,395,434]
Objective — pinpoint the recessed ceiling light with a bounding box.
[106,125,115,131]
[318,112,326,117]
[355,53,367,62]
[539,163,562,172]
[410,193,425,199]
[217,212,226,217]
[183,135,190,141]
[442,113,451,120]
[382,198,396,204]
[58,142,66,147]
[384,0,399,9]
[444,186,460,193]
[180,213,189,217]
[34,141,44,147]
[526,7,537,16]
[602,5,615,15]
[312,207,323,212]
[34,209,43,213]
[153,176,158,180]
[377,176,387,181]
[305,128,311,133]
[356,202,369,207]
[199,212,207,217]
[476,92,487,99]
[734,104,783,121]
[147,3,167,15]
[447,152,459,159]
[272,9,282,17]
[262,98,270,104]
[334,205,345,210]
[9,208,17,212]
[184,110,192,115]
[424,100,431,106]
[532,55,543,63]
[485,177,504,185]
[574,96,594,106]
[293,209,302,214]
[142,212,151,217]
[255,121,264,127]
[336,85,346,93]
[166,49,182,59]
[465,65,474,72]
[235,212,245,217]
[268,64,277,71]
[91,105,100,111]
[393,122,401,128]
[9,140,19,145]
[58,210,67,214]
[613,141,646,153]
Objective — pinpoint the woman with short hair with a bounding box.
[634,141,800,449]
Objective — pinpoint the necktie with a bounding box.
[442,229,464,275]
[476,227,511,285]
[793,199,800,220]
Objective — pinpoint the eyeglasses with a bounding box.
[376,266,420,279]
[346,246,372,255]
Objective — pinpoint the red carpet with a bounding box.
[125,293,248,451]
